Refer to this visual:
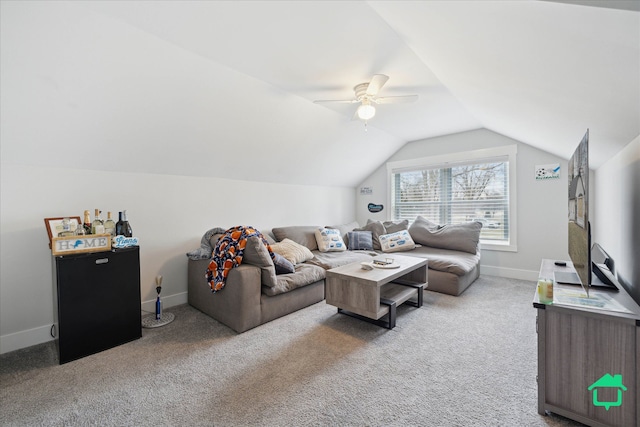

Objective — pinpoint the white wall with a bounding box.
[594,135,640,302]
[356,129,569,279]
[0,163,355,353]
[0,1,362,354]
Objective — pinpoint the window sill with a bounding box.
[480,241,517,252]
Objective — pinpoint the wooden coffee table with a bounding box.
[325,254,428,329]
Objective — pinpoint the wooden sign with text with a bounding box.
[52,234,112,256]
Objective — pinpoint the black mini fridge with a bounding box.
[52,246,141,364]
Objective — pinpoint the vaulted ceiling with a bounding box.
[2,1,638,187]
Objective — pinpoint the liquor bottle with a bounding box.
[104,212,116,237]
[91,209,105,235]
[75,222,86,236]
[58,217,75,237]
[116,210,133,237]
[83,210,92,235]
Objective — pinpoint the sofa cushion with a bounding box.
[270,238,315,265]
[409,216,482,255]
[259,229,277,245]
[403,245,481,277]
[382,219,409,233]
[314,228,347,252]
[272,253,295,274]
[379,230,416,253]
[354,221,386,250]
[242,236,278,287]
[262,264,326,296]
[306,250,376,270]
[347,231,373,250]
[272,226,320,250]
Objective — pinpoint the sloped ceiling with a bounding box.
[1,1,638,187]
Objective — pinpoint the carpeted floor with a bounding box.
[0,275,583,426]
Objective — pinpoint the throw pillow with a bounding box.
[408,216,481,254]
[326,221,360,246]
[314,228,347,252]
[382,219,409,233]
[379,230,416,253]
[272,252,295,274]
[346,231,374,250]
[242,236,278,287]
[272,226,320,251]
[354,221,386,250]
[270,238,315,265]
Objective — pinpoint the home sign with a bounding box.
[52,234,112,256]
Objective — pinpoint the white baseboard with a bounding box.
[141,291,188,314]
[481,265,539,281]
[0,291,189,355]
[0,324,54,355]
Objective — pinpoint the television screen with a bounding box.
[567,130,591,288]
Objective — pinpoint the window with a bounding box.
[387,146,517,251]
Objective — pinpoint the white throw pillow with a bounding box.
[270,238,315,265]
[379,230,416,253]
[314,228,347,252]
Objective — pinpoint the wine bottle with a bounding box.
[91,209,105,235]
[119,210,133,237]
[115,211,123,236]
[104,212,116,237]
[83,210,92,235]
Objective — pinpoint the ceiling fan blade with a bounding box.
[375,95,418,104]
[313,99,359,104]
[366,74,389,96]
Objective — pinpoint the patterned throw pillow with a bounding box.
[379,230,416,253]
[354,221,386,250]
[347,231,373,250]
[314,228,347,252]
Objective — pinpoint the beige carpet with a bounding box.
[0,275,582,426]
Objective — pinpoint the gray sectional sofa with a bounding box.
[186,217,482,333]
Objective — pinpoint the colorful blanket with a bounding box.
[205,225,273,293]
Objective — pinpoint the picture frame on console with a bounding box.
[44,216,82,245]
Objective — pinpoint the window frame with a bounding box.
[386,145,518,252]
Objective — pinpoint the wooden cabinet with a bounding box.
[534,259,640,427]
[53,247,141,364]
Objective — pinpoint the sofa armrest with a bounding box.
[187,259,262,333]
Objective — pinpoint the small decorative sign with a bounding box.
[44,216,82,248]
[535,164,560,180]
[368,203,384,213]
[112,235,139,248]
[360,186,373,195]
[52,234,111,256]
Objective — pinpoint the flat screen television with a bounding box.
[555,130,591,293]
[555,130,617,293]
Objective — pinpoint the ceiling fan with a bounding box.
[313,74,418,122]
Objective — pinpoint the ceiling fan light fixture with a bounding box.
[357,103,376,120]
